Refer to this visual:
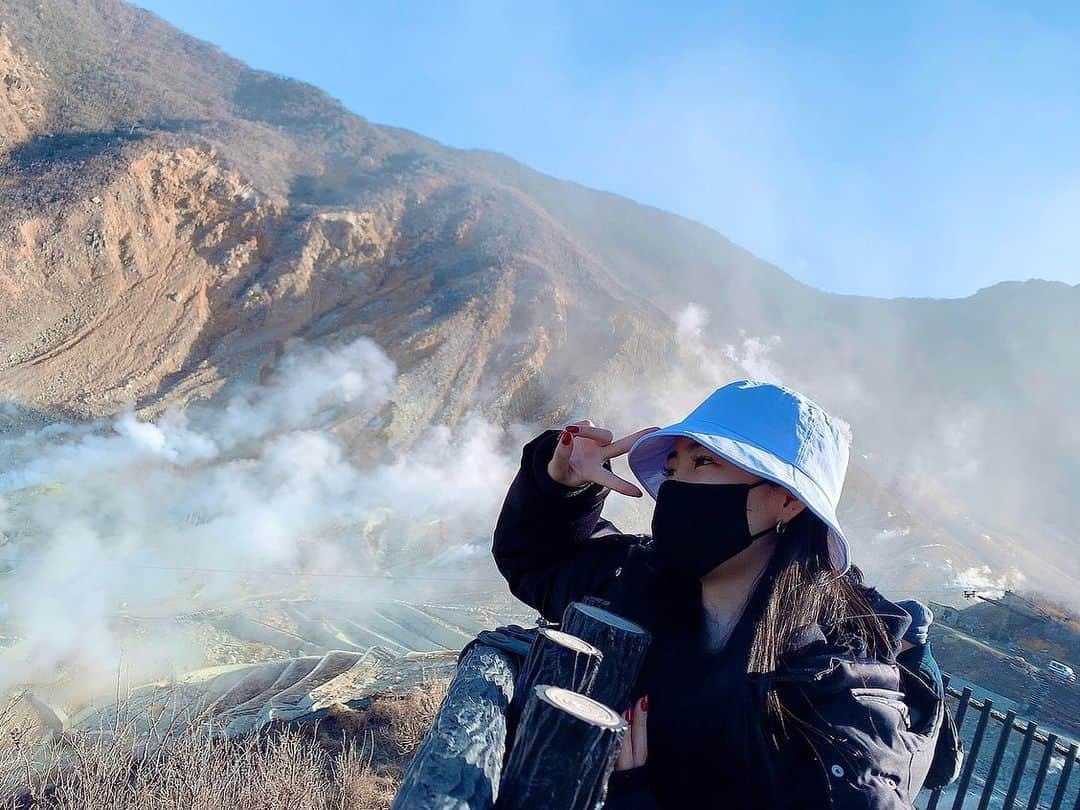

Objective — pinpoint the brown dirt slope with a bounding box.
[0,1,675,444]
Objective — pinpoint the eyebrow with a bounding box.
[665,440,704,462]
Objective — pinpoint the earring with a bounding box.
[775,520,787,536]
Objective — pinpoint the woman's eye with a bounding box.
[661,457,713,478]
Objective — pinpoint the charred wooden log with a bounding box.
[561,601,651,713]
[391,642,516,810]
[496,684,626,810]
[508,628,602,744]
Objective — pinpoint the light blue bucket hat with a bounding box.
[627,379,852,572]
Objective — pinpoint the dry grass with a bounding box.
[0,677,450,810]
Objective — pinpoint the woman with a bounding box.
[492,380,943,809]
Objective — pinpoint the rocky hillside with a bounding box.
[0,0,1076,601]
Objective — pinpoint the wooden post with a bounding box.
[391,642,516,810]
[496,684,626,810]
[561,601,651,713]
[509,628,602,740]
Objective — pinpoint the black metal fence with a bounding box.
[919,674,1080,810]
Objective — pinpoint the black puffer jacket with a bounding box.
[492,429,944,809]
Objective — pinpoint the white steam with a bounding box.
[0,337,521,697]
[949,565,1027,599]
[722,331,783,383]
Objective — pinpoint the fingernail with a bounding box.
[560,431,572,445]
[565,425,580,434]
[642,695,649,711]
[623,708,631,721]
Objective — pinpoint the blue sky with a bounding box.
[133,1,1080,299]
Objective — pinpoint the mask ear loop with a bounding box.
[749,480,788,538]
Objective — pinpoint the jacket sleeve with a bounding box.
[492,428,644,623]
[772,658,923,809]
[899,642,960,790]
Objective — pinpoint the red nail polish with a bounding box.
[642,695,649,711]
[560,431,572,445]
[565,425,580,434]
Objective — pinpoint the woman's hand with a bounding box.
[615,695,648,770]
[547,421,661,497]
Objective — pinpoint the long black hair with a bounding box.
[737,503,893,791]
[747,503,891,688]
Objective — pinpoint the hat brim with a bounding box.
[628,425,850,573]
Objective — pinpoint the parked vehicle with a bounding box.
[1046,660,1076,682]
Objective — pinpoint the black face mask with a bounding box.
[650,477,775,581]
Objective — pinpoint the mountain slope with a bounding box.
[0,0,1076,602]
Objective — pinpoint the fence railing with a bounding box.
[921,674,1080,810]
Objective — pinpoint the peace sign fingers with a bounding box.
[603,426,663,460]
